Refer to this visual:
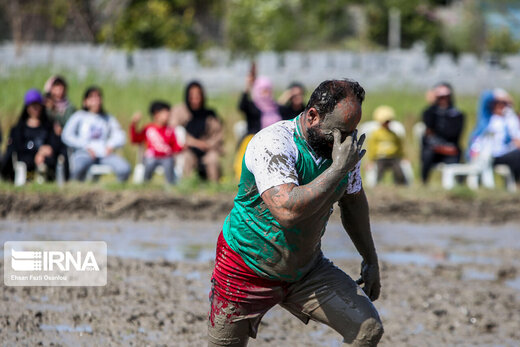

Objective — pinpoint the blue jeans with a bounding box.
[71,150,131,182]
[144,156,176,184]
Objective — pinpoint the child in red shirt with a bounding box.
[130,101,183,183]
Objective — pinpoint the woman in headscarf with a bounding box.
[239,76,282,135]
[182,81,223,182]
[469,89,520,184]
[235,74,283,179]
[1,89,60,181]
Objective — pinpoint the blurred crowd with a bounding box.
[1,72,519,190]
[0,72,305,186]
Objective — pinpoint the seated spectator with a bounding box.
[278,82,306,120]
[62,86,130,182]
[367,106,406,185]
[44,75,76,135]
[130,101,183,184]
[182,81,223,182]
[469,89,520,183]
[1,89,60,181]
[421,83,464,183]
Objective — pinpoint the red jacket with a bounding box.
[130,123,183,158]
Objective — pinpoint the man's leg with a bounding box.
[282,256,383,346]
[208,232,284,346]
[100,154,131,182]
[208,288,252,347]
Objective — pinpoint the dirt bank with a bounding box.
[1,188,519,224]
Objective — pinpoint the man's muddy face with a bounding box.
[307,98,362,159]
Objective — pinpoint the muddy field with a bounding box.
[0,218,519,346]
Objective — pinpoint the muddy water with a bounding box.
[1,219,519,290]
[1,219,519,346]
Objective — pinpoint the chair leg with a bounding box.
[442,167,455,190]
[481,168,495,188]
[365,164,377,188]
[467,174,479,190]
[14,162,27,187]
[133,163,145,184]
[505,173,517,193]
[400,160,414,185]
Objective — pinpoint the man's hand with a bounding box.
[356,261,381,301]
[331,129,366,174]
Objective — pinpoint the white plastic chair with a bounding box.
[68,148,113,182]
[441,133,516,192]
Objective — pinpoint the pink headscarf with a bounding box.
[252,76,281,129]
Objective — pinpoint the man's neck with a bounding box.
[299,111,309,141]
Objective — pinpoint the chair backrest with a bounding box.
[233,120,247,141]
[469,132,495,169]
[359,120,406,138]
[413,122,426,143]
[174,126,187,147]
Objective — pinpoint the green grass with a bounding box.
[1,66,518,193]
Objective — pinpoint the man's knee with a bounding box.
[346,317,384,346]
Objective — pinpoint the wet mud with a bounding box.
[0,219,518,346]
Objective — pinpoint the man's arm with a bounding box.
[338,188,380,301]
[261,129,364,228]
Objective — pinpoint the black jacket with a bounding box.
[1,121,60,179]
[422,104,464,148]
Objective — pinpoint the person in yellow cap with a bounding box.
[366,106,406,184]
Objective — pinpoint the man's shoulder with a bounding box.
[245,121,298,171]
[252,120,295,141]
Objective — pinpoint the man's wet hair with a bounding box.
[149,101,171,116]
[305,79,365,118]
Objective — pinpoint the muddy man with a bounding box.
[208,79,383,346]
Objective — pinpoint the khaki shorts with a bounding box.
[208,233,383,346]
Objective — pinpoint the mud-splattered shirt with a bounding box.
[223,114,362,282]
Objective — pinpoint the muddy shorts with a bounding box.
[208,232,382,346]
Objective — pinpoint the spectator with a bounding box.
[130,101,183,184]
[367,106,406,185]
[182,81,223,182]
[1,89,60,181]
[62,86,130,182]
[278,82,306,120]
[421,83,465,183]
[239,75,282,135]
[43,75,76,135]
[235,74,283,179]
[470,89,520,183]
